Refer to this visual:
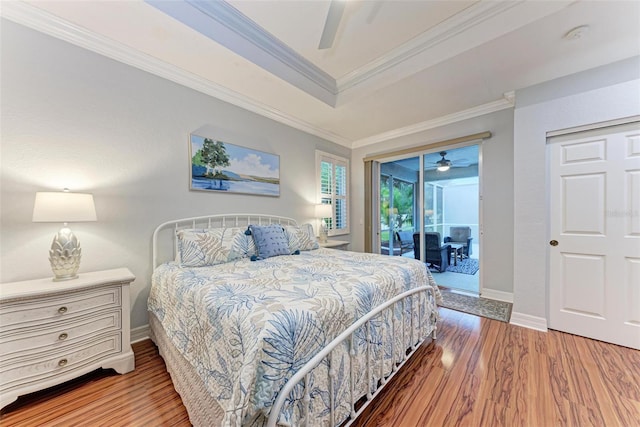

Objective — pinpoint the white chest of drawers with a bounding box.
[0,268,136,409]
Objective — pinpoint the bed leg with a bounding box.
[349,335,357,420]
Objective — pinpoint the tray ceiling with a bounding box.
[2,0,639,148]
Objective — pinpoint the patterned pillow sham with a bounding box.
[177,227,256,267]
[248,224,291,260]
[284,223,320,252]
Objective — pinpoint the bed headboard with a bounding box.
[152,213,298,268]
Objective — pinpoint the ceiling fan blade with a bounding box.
[318,0,346,50]
[366,1,383,24]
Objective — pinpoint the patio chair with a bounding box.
[413,232,451,272]
[395,230,414,255]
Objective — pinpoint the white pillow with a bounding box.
[177,227,256,267]
[284,223,320,252]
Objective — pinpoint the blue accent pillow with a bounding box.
[249,224,290,260]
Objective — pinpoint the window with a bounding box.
[316,150,349,236]
[424,182,445,237]
[380,174,415,232]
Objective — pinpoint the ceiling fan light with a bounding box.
[436,151,451,171]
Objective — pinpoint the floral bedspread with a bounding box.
[148,248,440,426]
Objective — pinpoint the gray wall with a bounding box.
[351,108,515,296]
[0,21,349,329]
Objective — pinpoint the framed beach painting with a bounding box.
[190,134,280,196]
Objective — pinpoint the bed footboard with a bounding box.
[266,285,437,427]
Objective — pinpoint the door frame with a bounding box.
[380,173,419,255]
[370,141,484,293]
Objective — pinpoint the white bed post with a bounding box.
[328,351,336,427]
[431,289,438,340]
[410,295,416,349]
[391,303,397,373]
[379,314,386,385]
[400,300,407,357]
[365,321,372,399]
[349,333,357,420]
[302,373,311,427]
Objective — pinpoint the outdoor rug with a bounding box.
[438,288,512,322]
[446,258,479,275]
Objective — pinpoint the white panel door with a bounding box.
[549,121,640,350]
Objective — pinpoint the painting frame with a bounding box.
[189,133,280,197]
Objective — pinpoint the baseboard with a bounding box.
[480,289,513,303]
[509,312,548,332]
[131,324,150,343]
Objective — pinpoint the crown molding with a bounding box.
[1,2,519,151]
[351,93,515,149]
[0,1,351,148]
[336,1,521,93]
[143,0,540,112]
[146,0,338,106]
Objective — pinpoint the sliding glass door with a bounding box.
[423,146,480,292]
[424,183,444,238]
[379,158,418,257]
[374,145,481,293]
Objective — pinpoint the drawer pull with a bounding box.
[58,359,68,367]
[58,333,68,341]
[58,306,68,314]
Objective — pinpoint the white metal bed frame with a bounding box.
[152,213,298,268]
[151,213,437,427]
[268,285,435,427]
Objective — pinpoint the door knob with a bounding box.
[549,240,558,246]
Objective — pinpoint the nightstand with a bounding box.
[319,240,350,250]
[0,268,136,409]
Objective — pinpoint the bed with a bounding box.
[148,214,440,427]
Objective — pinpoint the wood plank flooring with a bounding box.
[2,308,639,426]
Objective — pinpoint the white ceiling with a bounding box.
[2,1,639,148]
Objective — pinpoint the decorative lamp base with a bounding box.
[319,222,328,244]
[52,273,79,282]
[49,226,82,281]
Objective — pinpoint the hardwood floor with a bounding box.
[1,340,191,427]
[2,308,639,426]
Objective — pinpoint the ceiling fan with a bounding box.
[426,151,473,172]
[318,0,383,49]
[318,0,346,49]
[436,151,452,171]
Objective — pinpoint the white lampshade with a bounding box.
[33,191,97,223]
[315,203,332,219]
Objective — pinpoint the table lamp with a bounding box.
[315,203,332,243]
[32,189,97,281]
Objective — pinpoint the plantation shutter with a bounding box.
[317,151,349,236]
